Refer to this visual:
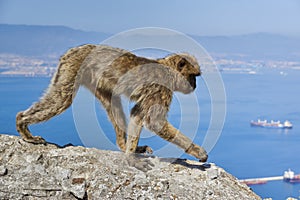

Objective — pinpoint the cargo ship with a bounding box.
[250,119,293,129]
[240,169,300,186]
[283,169,300,183]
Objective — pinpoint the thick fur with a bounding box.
[16,45,208,162]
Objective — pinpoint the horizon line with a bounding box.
[1,23,299,39]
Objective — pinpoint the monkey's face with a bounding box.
[169,54,201,93]
[176,57,201,89]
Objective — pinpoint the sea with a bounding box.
[1,68,300,199]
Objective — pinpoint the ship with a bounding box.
[283,169,300,183]
[250,119,293,129]
[240,169,300,186]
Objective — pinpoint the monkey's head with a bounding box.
[159,54,201,94]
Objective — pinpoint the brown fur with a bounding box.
[16,44,208,162]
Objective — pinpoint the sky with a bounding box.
[0,0,300,36]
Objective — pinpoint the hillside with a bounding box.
[0,24,109,56]
[1,24,300,61]
[0,134,260,199]
[194,33,300,61]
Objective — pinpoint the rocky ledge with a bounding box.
[0,134,260,199]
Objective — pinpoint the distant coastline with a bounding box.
[0,24,300,77]
[1,24,300,77]
[1,54,299,77]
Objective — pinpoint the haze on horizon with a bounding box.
[0,0,300,37]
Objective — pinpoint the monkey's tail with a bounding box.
[17,44,97,127]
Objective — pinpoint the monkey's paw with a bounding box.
[23,136,46,145]
[186,144,208,162]
[126,154,155,172]
[135,145,153,154]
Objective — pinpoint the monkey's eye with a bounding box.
[178,60,186,70]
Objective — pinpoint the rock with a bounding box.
[0,166,7,176]
[0,134,261,199]
[62,177,86,199]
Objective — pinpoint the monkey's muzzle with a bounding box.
[188,75,197,90]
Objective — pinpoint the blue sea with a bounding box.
[1,69,300,199]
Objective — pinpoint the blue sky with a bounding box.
[0,0,300,36]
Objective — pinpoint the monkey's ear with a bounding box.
[177,58,187,70]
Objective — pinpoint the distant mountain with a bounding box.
[0,24,110,56]
[1,24,300,60]
[193,33,300,60]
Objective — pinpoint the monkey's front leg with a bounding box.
[126,116,152,154]
[125,116,154,172]
[156,122,208,162]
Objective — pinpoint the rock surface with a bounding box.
[0,134,260,199]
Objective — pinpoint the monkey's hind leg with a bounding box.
[16,87,74,144]
[16,111,46,144]
[16,44,96,144]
